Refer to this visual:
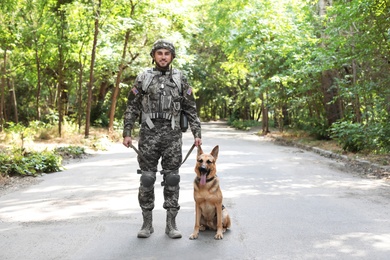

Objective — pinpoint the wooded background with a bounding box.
[1,0,389,153]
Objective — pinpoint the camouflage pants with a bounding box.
[137,120,182,211]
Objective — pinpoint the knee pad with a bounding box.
[140,172,156,188]
[165,174,180,186]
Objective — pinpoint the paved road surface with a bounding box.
[1,121,390,260]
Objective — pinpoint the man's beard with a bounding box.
[155,60,171,71]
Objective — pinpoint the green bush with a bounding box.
[367,122,390,154]
[228,118,261,130]
[292,116,330,140]
[330,121,368,153]
[0,149,63,176]
[55,146,86,159]
[330,121,390,153]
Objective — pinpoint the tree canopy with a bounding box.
[1,0,389,153]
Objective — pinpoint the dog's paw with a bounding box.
[189,233,198,240]
[214,232,223,240]
[199,225,206,231]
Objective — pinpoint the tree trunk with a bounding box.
[108,1,138,133]
[85,0,101,138]
[10,79,18,124]
[57,9,67,137]
[34,37,42,121]
[108,30,130,133]
[318,0,341,127]
[351,59,362,123]
[77,55,85,132]
[321,70,341,126]
[318,0,332,17]
[260,91,269,135]
[0,50,6,132]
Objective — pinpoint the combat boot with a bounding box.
[137,210,154,238]
[165,208,182,239]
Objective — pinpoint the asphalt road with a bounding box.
[1,121,390,260]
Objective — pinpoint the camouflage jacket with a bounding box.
[123,68,201,139]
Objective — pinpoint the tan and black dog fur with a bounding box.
[189,145,231,240]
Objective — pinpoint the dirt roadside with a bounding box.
[241,124,389,180]
[271,136,390,180]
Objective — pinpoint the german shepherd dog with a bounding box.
[189,145,231,240]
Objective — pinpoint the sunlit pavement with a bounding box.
[1,122,390,260]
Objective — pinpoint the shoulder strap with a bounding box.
[140,69,155,92]
[171,68,182,93]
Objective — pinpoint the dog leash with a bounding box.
[129,144,154,169]
[130,143,196,168]
[180,143,196,166]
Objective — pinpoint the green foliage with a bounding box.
[4,122,36,149]
[330,121,390,154]
[293,116,330,140]
[0,144,88,177]
[330,121,367,153]
[0,122,90,177]
[367,122,390,154]
[55,145,86,159]
[91,101,109,127]
[3,120,79,145]
[228,118,261,131]
[0,148,63,176]
[1,0,389,159]
[190,0,390,157]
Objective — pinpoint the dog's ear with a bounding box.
[197,145,203,157]
[210,145,219,161]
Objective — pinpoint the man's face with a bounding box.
[153,48,173,69]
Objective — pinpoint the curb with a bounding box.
[271,136,390,180]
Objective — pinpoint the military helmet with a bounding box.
[150,39,176,58]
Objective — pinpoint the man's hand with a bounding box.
[123,136,132,148]
[194,137,202,147]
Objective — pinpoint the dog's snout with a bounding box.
[199,165,208,174]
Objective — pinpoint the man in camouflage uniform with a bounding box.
[122,39,202,239]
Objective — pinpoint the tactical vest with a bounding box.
[138,68,183,129]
